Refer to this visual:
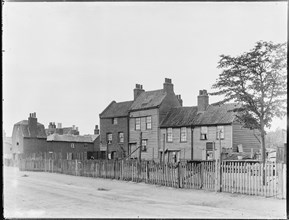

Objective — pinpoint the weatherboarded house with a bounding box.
[99,100,133,159]
[129,78,182,161]
[160,90,261,162]
[11,113,47,160]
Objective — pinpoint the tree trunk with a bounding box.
[260,118,266,185]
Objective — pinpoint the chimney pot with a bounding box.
[163,78,174,93]
[134,83,145,100]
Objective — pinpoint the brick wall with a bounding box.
[99,116,129,158]
[23,138,47,154]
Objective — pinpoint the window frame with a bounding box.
[167,128,173,142]
[180,127,187,142]
[141,139,148,152]
[146,116,152,130]
[216,126,225,140]
[118,132,124,143]
[200,126,208,140]
[135,118,141,130]
[112,118,118,125]
[107,133,112,144]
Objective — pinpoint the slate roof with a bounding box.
[100,100,133,118]
[129,89,167,111]
[15,120,47,138]
[47,133,99,143]
[160,103,239,128]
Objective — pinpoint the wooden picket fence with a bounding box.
[17,158,286,199]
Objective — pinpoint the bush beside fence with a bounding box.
[17,158,286,199]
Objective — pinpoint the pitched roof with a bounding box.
[100,100,133,118]
[160,107,199,127]
[160,103,238,128]
[47,133,99,143]
[14,120,47,138]
[130,89,167,111]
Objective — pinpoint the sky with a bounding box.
[3,2,287,136]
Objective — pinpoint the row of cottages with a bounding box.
[100,79,261,162]
[11,112,100,160]
[99,78,182,160]
[159,90,261,162]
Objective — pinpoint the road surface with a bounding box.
[3,166,286,218]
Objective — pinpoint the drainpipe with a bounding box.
[191,126,194,160]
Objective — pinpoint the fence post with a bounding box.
[146,161,149,183]
[215,160,220,192]
[177,161,181,188]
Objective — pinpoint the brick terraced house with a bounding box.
[160,90,261,162]
[99,100,133,159]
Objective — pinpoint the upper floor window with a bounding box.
[84,144,88,149]
[200,126,208,140]
[146,116,152,130]
[216,126,225,139]
[180,127,187,142]
[112,118,118,125]
[167,128,173,142]
[118,132,124,143]
[107,133,112,144]
[71,143,75,148]
[135,118,141,130]
[141,139,147,152]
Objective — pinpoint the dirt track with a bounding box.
[3,167,286,218]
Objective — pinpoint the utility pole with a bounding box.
[162,134,166,165]
[139,132,142,162]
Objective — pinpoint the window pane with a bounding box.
[181,127,186,142]
[167,128,173,142]
[135,118,141,130]
[146,116,152,129]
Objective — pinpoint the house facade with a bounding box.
[160,90,261,162]
[46,132,99,160]
[129,78,182,161]
[11,113,47,160]
[99,100,133,159]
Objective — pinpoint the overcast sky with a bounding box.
[3,2,287,136]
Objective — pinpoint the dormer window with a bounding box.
[112,118,118,125]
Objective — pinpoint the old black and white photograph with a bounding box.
[3,1,287,218]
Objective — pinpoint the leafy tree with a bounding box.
[210,41,287,167]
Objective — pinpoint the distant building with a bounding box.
[46,126,100,160]
[11,113,47,160]
[45,122,79,136]
[3,131,12,159]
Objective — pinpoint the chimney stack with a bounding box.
[163,78,174,93]
[197,89,209,112]
[72,125,76,130]
[94,125,100,135]
[176,94,183,106]
[28,112,38,137]
[134,84,145,100]
[57,123,62,129]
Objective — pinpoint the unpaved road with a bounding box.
[3,167,286,218]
